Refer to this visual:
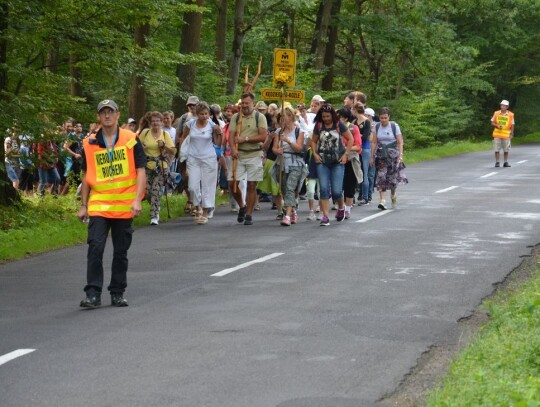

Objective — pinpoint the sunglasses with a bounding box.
[320,104,333,112]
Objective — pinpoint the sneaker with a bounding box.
[316,212,322,220]
[331,204,338,211]
[315,205,320,213]
[368,196,372,202]
[80,295,101,308]
[307,211,316,221]
[271,203,277,210]
[243,215,253,225]
[495,162,500,167]
[378,200,387,210]
[344,210,350,220]
[111,294,128,307]
[357,199,369,206]
[237,206,247,223]
[503,162,511,167]
[291,212,298,224]
[320,216,330,226]
[335,209,345,222]
[280,216,291,226]
[230,204,238,213]
[391,197,397,209]
[207,208,215,219]
[150,217,159,225]
[275,212,284,220]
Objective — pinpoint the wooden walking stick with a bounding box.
[278,87,285,196]
[159,145,171,219]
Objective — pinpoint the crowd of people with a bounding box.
[3,91,410,226]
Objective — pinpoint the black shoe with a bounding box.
[111,294,128,307]
[243,215,253,225]
[237,206,247,223]
[80,295,101,308]
[503,162,511,167]
[271,203,277,210]
[495,162,500,167]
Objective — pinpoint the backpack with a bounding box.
[375,121,398,139]
[235,111,260,127]
[316,122,345,165]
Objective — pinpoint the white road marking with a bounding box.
[356,210,393,223]
[527,200,540,204]
[0,349,35,366]
[481,172,497,178]
[435,186,459,194]
[516,160,528,164]
[211,252,284,277]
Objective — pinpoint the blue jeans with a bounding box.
[361,149,375,200]
[38,167,60,193]
[316,163,344,201]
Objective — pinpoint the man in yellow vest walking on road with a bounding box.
[491,99,515,168]
[77,100,147,308]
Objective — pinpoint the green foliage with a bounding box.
[428,266,540,406]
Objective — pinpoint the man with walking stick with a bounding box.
[77,99,147,308]
[228,92,268,225]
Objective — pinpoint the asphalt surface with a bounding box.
[1,145,540,407]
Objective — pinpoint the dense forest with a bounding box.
[1,0,540,202]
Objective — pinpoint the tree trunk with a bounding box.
[0,4,18,206]
[172,0,204,118]
[128,23,150,122]
[69,52,83,98]
[312,0,333,72]
[321,0,341,90]
[227,0,245,96]
[215,0,228,80]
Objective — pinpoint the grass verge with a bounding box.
[0,193,189,262]
[427,255,540,406]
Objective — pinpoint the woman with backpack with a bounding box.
[369,107,408,210]
[271,107,307,226]
[310,104,354,226]
[139,111,175,225]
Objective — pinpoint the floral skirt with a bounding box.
[375,146,408,191]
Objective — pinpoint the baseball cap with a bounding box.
[186,95,199,106]
[365,107,375,117]
[500,99,509,106]
[127,118,136,124]
[311,94,325,103]
[97,99,119,112]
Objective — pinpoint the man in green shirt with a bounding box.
[228,92,268,225]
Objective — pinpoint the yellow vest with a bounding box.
[492,110,514,139]
[83,128,139,219]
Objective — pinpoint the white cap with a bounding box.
[311,94,325,103]
[365,107,375,117]
[500,99,510,106]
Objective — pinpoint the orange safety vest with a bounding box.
[83,128,140,219]
[492,110,514,139]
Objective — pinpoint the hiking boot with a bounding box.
[495,162,500,167]
[320,216,330,226]
[280,216,291,226]
[80,295,101,308]
[335,209,345,222]
[237,206,247,223]
[111,294,128,307]
[503,162,511,167]
[307,211,316,221]
[243,215,253,225]
[378,200,387,210]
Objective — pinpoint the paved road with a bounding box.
[2,145,540,407]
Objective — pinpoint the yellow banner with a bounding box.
[273,48,297,87]
[261,88,305,102]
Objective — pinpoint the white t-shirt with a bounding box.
[162,126,176,143]
[376,122,402,145]
[186,119,215,159]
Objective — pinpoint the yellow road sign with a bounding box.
[261,88,305,102]
[273,48,297,87]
